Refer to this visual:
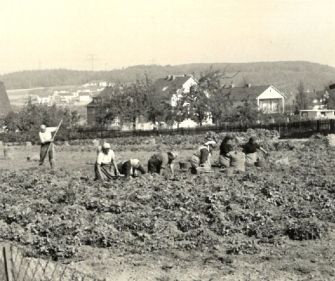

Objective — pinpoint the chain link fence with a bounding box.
[1,243,105,281]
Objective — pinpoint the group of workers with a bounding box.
[94,143,178,180]
[38,124,268,178]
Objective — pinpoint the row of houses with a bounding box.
[87,75,289,130]
[29,81,112,106]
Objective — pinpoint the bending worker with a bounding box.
[190,140,216,174]
[242,137,268,165]
[117,159,146,178]
[148,151,178,175]
[94,143,120,180]
[39,124,57,169]
[219,135,233,168]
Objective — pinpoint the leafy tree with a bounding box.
[323,84,335,109]
[163,98,187,128]
[3,99,80,132]
[143,76,169,125]
[180,84,210,126]
[233,99,260,125]
[122,82,150,128]
[3,112,20,131]
[199,68,240,125]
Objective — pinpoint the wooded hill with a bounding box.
[1,61,335,95]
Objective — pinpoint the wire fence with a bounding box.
[0,243,105,281]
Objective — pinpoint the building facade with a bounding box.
[222,84,286,113]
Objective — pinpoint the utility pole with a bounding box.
[87,54,97,71]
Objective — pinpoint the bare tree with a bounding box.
[294,81,309,112]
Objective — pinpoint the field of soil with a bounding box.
[0,135,334,281]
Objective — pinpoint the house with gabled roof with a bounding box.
[86,75,212,129]
[222,84,286,113]
[152,74,197,106]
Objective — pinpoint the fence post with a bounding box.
[330,119,335,133]
[316,120,320,132]
[3,244,13,281]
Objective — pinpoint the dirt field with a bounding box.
[0,139,334,281]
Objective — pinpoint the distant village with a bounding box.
[86,74,335,131]
[28,81,113,106]
[0,73,335,132]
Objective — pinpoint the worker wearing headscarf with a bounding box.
[190,140,216,174]
[39,124,58,169]
[94,143,120,180]
[148,151,178,175]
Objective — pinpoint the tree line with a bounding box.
[93,70,294,129]
[3,70,335,134]
[3,100,80,132]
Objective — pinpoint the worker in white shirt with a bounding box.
[94,143,120,180]
[39,124,57,169]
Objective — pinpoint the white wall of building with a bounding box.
[300,110,335,119]
[257,86,285,113]
[170,77,197,107]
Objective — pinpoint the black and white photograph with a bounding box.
[0,0,335,280]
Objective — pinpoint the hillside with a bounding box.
[2,61,335,95]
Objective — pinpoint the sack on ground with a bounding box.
[229,151,245,172]
[327,134,335,147]
[245,152,258,166]
[219,155,230,168]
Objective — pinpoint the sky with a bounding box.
[0,0,335,74]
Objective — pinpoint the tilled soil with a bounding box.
[0,137,334,280]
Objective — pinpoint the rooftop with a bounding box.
[153,75,194,95]
[221,85,272,101]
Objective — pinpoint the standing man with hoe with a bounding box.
[39,120,62,170]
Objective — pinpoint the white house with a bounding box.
[29,95,50,105]
[77,92,93,104]
[222,84,286,113]
[29,95,41,104]
[153,75,197,106]
[153,74,213,128]
[40,97,50,104]
[300,109,335,120]
[83,81,108,88]
[308,90,328,110]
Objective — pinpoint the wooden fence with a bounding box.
[68,119,335,140]
[0,243,105,281]
[1,119,335,143]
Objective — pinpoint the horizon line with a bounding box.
[1,59,334,76]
